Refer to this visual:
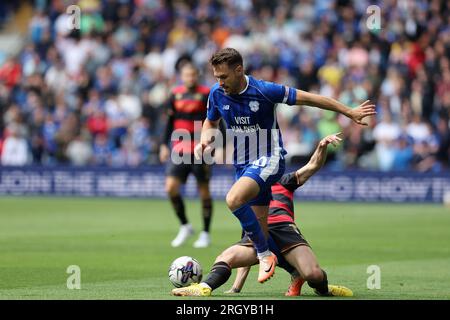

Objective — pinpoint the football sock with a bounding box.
[203,261,232,290]
[307,269,329,295]
[290,270,300,278]
[232,204,268,255]
[202,198,213,232]
[170,195,187,225]
[199,282,211,289]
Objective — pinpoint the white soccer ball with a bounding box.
[168,256,203,288]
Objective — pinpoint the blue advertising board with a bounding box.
[0,166,449,203]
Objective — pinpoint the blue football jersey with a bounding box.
[207,75,297,167]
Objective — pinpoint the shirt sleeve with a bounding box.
[162,94,175,146]
[202,89,209,107]
[206,91,221,121]
[278,172,301,191]
[260,80,297,106]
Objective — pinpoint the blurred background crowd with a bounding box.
[0,0,449,172]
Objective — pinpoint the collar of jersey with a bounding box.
[238,75,249,95]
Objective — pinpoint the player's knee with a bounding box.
[200,192,211,200]
[215,250,234,268]
[302,266,323,282]
[166,183,179,197]
[198,185,211,200]
[226,191,245,211]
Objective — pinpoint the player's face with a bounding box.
[181,66,199,90]
[212,63,243,95]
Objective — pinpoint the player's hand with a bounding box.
[194,143,204,161]
[194,143,210,161]
[194,142,212,161]
[349,100,376,126]
[159,144,170,163]
[224,287,241,294]
[319,132,343,148]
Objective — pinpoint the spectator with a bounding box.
[87,108,108,137]
[117,85,142,121]
[1,124,29,166]
[0,57,21,90]
[436,117,450,168]
[317,111,341,163]
[407,114,430,143]
[392,135,414,171]
[66,134,93,166]
[92,133,112,166]
[0,0,448,170]
[373,112,401,171]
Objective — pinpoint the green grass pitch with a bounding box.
[0,196,449,300]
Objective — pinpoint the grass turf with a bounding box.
[0,197,449,300]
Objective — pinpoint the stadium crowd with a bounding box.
[0,0,449,172]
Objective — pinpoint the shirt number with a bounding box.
[252,156,268,168]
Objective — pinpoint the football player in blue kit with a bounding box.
[194,48,375,284]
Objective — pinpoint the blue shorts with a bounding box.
[235,156,285,206]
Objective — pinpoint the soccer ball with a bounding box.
[168,256,203,288]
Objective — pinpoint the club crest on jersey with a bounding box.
[249,101,259,112]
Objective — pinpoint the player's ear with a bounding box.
[234,64,243,75]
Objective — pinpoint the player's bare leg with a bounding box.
[166,176,182,198]
[215,244,259,268]
[166,176,193,247]
[194,182,212,248]
[226,177,277,283]
[284,245,353,297]
[226,177,260,210]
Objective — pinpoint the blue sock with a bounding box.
[232,205,268,254]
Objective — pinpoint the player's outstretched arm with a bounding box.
[295,90,376,126]
[224,266,251,294]
[194,119,220,160]
[294,133,343,186]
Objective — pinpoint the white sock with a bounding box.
[257,250,272,260]
[199,282,211,290]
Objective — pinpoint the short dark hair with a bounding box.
[209,48,243,68]
[180,61,198,73]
